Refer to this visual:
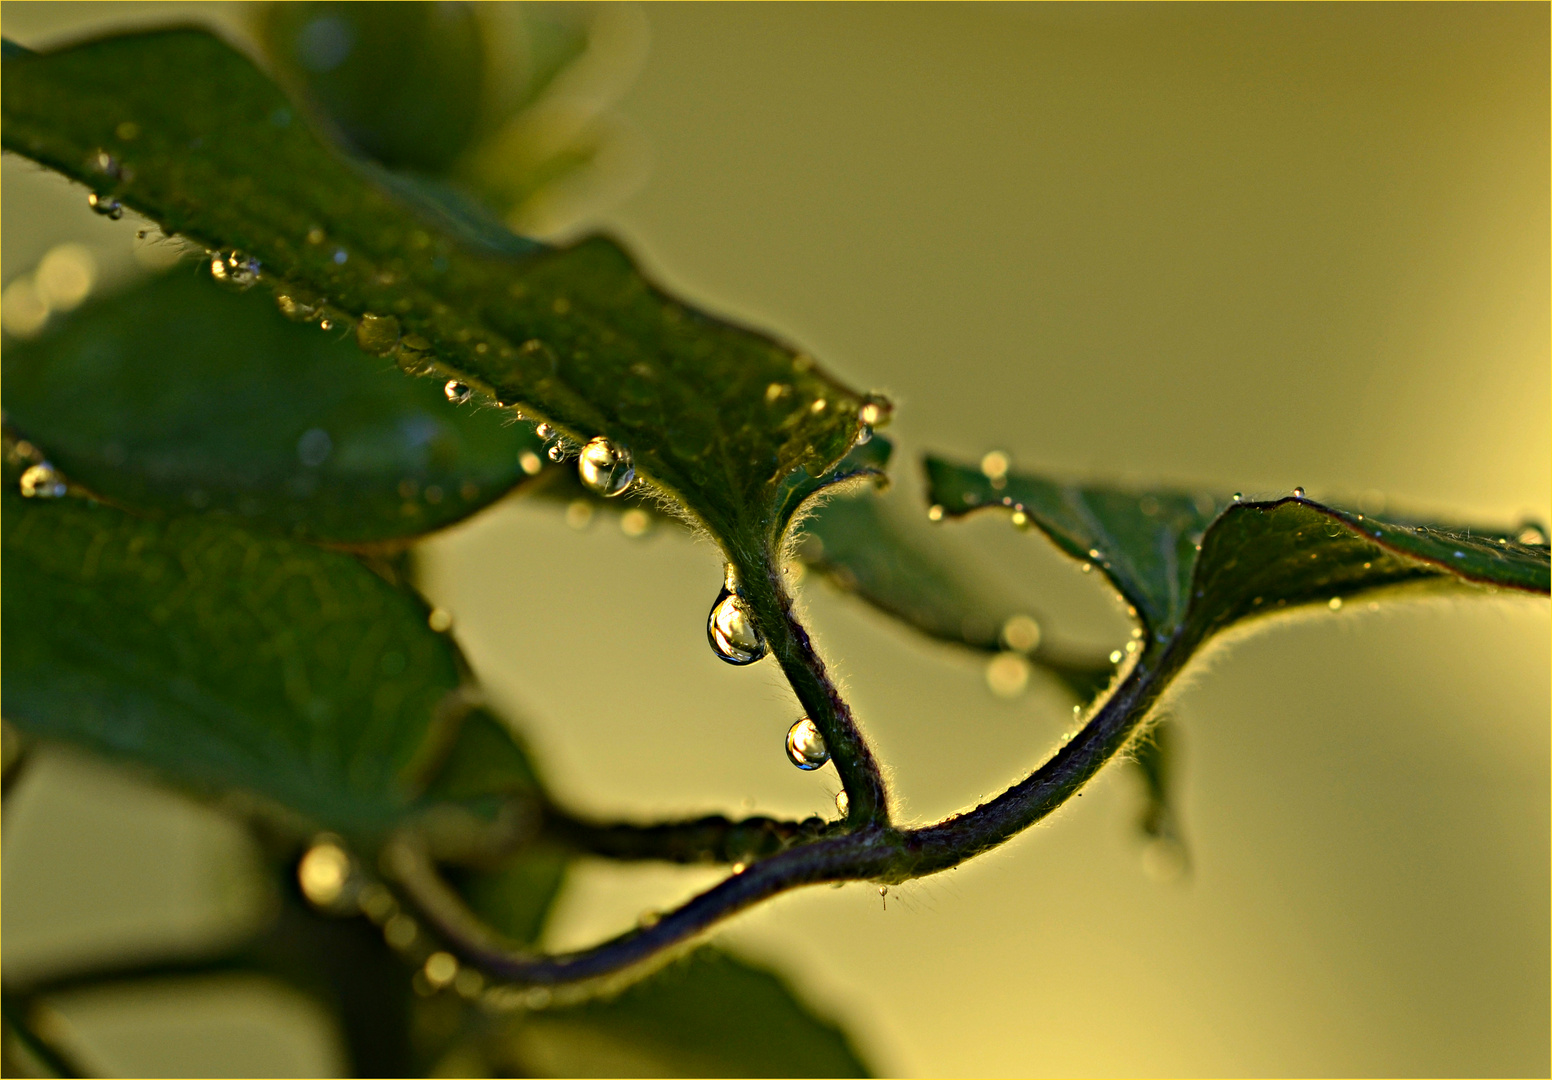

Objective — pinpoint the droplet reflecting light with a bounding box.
[785,718,829,770]
[577,437,634,497]
[707,585,766,665]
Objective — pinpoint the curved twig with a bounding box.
[541,807,831,865]
[389,634,1189,990]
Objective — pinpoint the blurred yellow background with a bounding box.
[3,2,1547,1075]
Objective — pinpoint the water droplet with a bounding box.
[444,381,472,405]
[428,608,454,632]
[1108,649,1124,664]
[1292,486,1306,499]
[318,317,334,331]
[1327,597,1343,610]
[84,191,124,219]
[707,585,767,665]
[927,504,944,522]
[786,718,829,770]
[1080,562,1093,573]
[810,398,828,414]
[980,451,1010,481]
[298,838,351,908]
[355,313,401,356]
[765,382,791,404]
[1010,509,1031,530]
[730,862,747,874]
[546,437,577,463]
[1000,614,1041,653]
[985,652,1030,698]
[535,423,554,440]
[18,462,66,498]
[209,250,260,290]
[1087,548,1102,559]
[1232,492,1243,502]
[1516,524,1548,546]
[854,426,873,446]
[577,437,635,497]
[275,291,319,322]
[835,790,850,816]
[858,394,893,427]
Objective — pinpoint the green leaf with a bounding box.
[1130,716,1188,864]
[508,947,871,1077]
[923,457,1550,651]
[0,489,466,839]
[3,270,550,546]
[1,29,875,560]
[257,2,488,175]
[802,489,1112,699]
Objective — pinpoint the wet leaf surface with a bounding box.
[1,29,874,558]
[3,270,549,546]
[924,457,1550,650]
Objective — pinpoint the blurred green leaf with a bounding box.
[3,270,550,546]
[506,947,870,1077]
[1130,716,1188,869]
[803,491,1112,699]
[0,489,466,839]
[258,2,487,175]
[923,458,1550,650]
[2,29,874,564]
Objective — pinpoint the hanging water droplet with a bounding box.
[209,250,260,290]
[318,317,334,331]
[19,462,66,498]
[1232,492,1243,502]
[546,437,577,463]
[275,291,319,322]
[86,192,123,219]
[444,381,472,405]
[1292,486,1306,499]
[355,313,401,357]
[707,585,767,665]
[927,504,945,522]
[1516,523,1548,546]
[785,718,829,770]
[1109,649,1124,664]
[535,423,554,440]
[835,789,850,816]
[854,425,873,446]
[577,437,634,497]
[394,333,434,374]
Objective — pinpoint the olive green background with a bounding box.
[3,2,1547,1076]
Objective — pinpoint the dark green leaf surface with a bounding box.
[1,490,465,838]
[2,29,873,558]
[924,457,1550,650]
[803,493,1112,698]
[3,270,549,545]
[512,947,870,1077]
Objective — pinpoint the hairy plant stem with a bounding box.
[541,807,830,864]
[735,547,891,825]
[390,628,1193,990]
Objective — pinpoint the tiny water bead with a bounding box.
[275,291,320,322]
[927,504,945,522]
[577,437,635,497]
[1328,597,1343,610]
[355,313,401,356]
[86,192,123,219]
[535,423,554,440]
[394,333,435,374]
[707,585,767,665]
[1292,486,1306,499]
[785,718,829,770]
[546,437,578,463]
[858,393,893,427]
[19,462,66,498]
[444,381,472,405]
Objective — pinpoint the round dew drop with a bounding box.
[355,313,401,357]
[18,462,66,498]
[786,718,830,770]
[86,192,124,220]
[209,250,260,290]
[444,381,472,405]
[707,586,767,665]
[577,437,635,497]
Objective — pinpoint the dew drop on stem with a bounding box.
[444,381,472,405]
[86,192,123,219]
[785,718,829,770]
[355,313,401,357]
[577,437,634,497]
[707,581,767,665]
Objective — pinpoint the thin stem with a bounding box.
[736,548,891,825]
[391,634,1191,990]
[541,807,828,865]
